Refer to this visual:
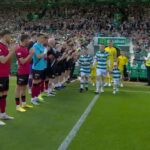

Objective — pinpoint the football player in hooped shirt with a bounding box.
[79,47,93,93]
[94,44,109,94]
[15,34,34,112]
[112,63,121,95]
[0,30,15,126]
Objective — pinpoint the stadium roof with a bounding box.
[0,0,150,7]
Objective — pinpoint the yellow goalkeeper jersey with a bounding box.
[105,46,117,61]
[117,55,128,72]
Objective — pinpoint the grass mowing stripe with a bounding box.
[120,90,150,94]
[58,95,99,150]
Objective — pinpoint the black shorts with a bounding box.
[17,74,29,86]
[42,69,47,80]
[47,67,56,79]
[62,62,66,73]
[67,60,73,70]
[32,70,45,80]
[66,61,69,70]
[66,61,73,70]
[55,65,62,76]
[45,68,49,79]
[0,77,9,92]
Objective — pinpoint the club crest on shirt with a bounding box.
[17,52,21,56]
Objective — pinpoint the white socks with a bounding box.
[96,81,100,91]
[80,79,84,89]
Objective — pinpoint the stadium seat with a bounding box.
[130,69,139,80]
[139,69,147,79]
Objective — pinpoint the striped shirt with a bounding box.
[112,68,121,79]
[96,51,109,70]
[79,55,93,74]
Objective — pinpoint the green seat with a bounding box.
[130,69,138,79]
[137,61,142,70]
[139,69,147,79]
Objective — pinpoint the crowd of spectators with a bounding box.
[0,5,150,57]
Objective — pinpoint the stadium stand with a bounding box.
[0,0,150,80]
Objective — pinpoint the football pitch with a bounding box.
[0,78,150,150]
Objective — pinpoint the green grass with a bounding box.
[0,79,94,150]
[1,79,150,150]
[69,84,150,150]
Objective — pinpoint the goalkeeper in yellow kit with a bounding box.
[117,51,128,87]
[105,40,117,86]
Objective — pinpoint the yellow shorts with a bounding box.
[91,68,96,77]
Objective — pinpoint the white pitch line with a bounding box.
[57,94,100,150]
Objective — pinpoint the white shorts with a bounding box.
[96,69,107,77]
[113,79,120,85]
[80,72,90,77]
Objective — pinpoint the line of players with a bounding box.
[0,30,128,126]
[0,30,78,126]
[79,40,128,95]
